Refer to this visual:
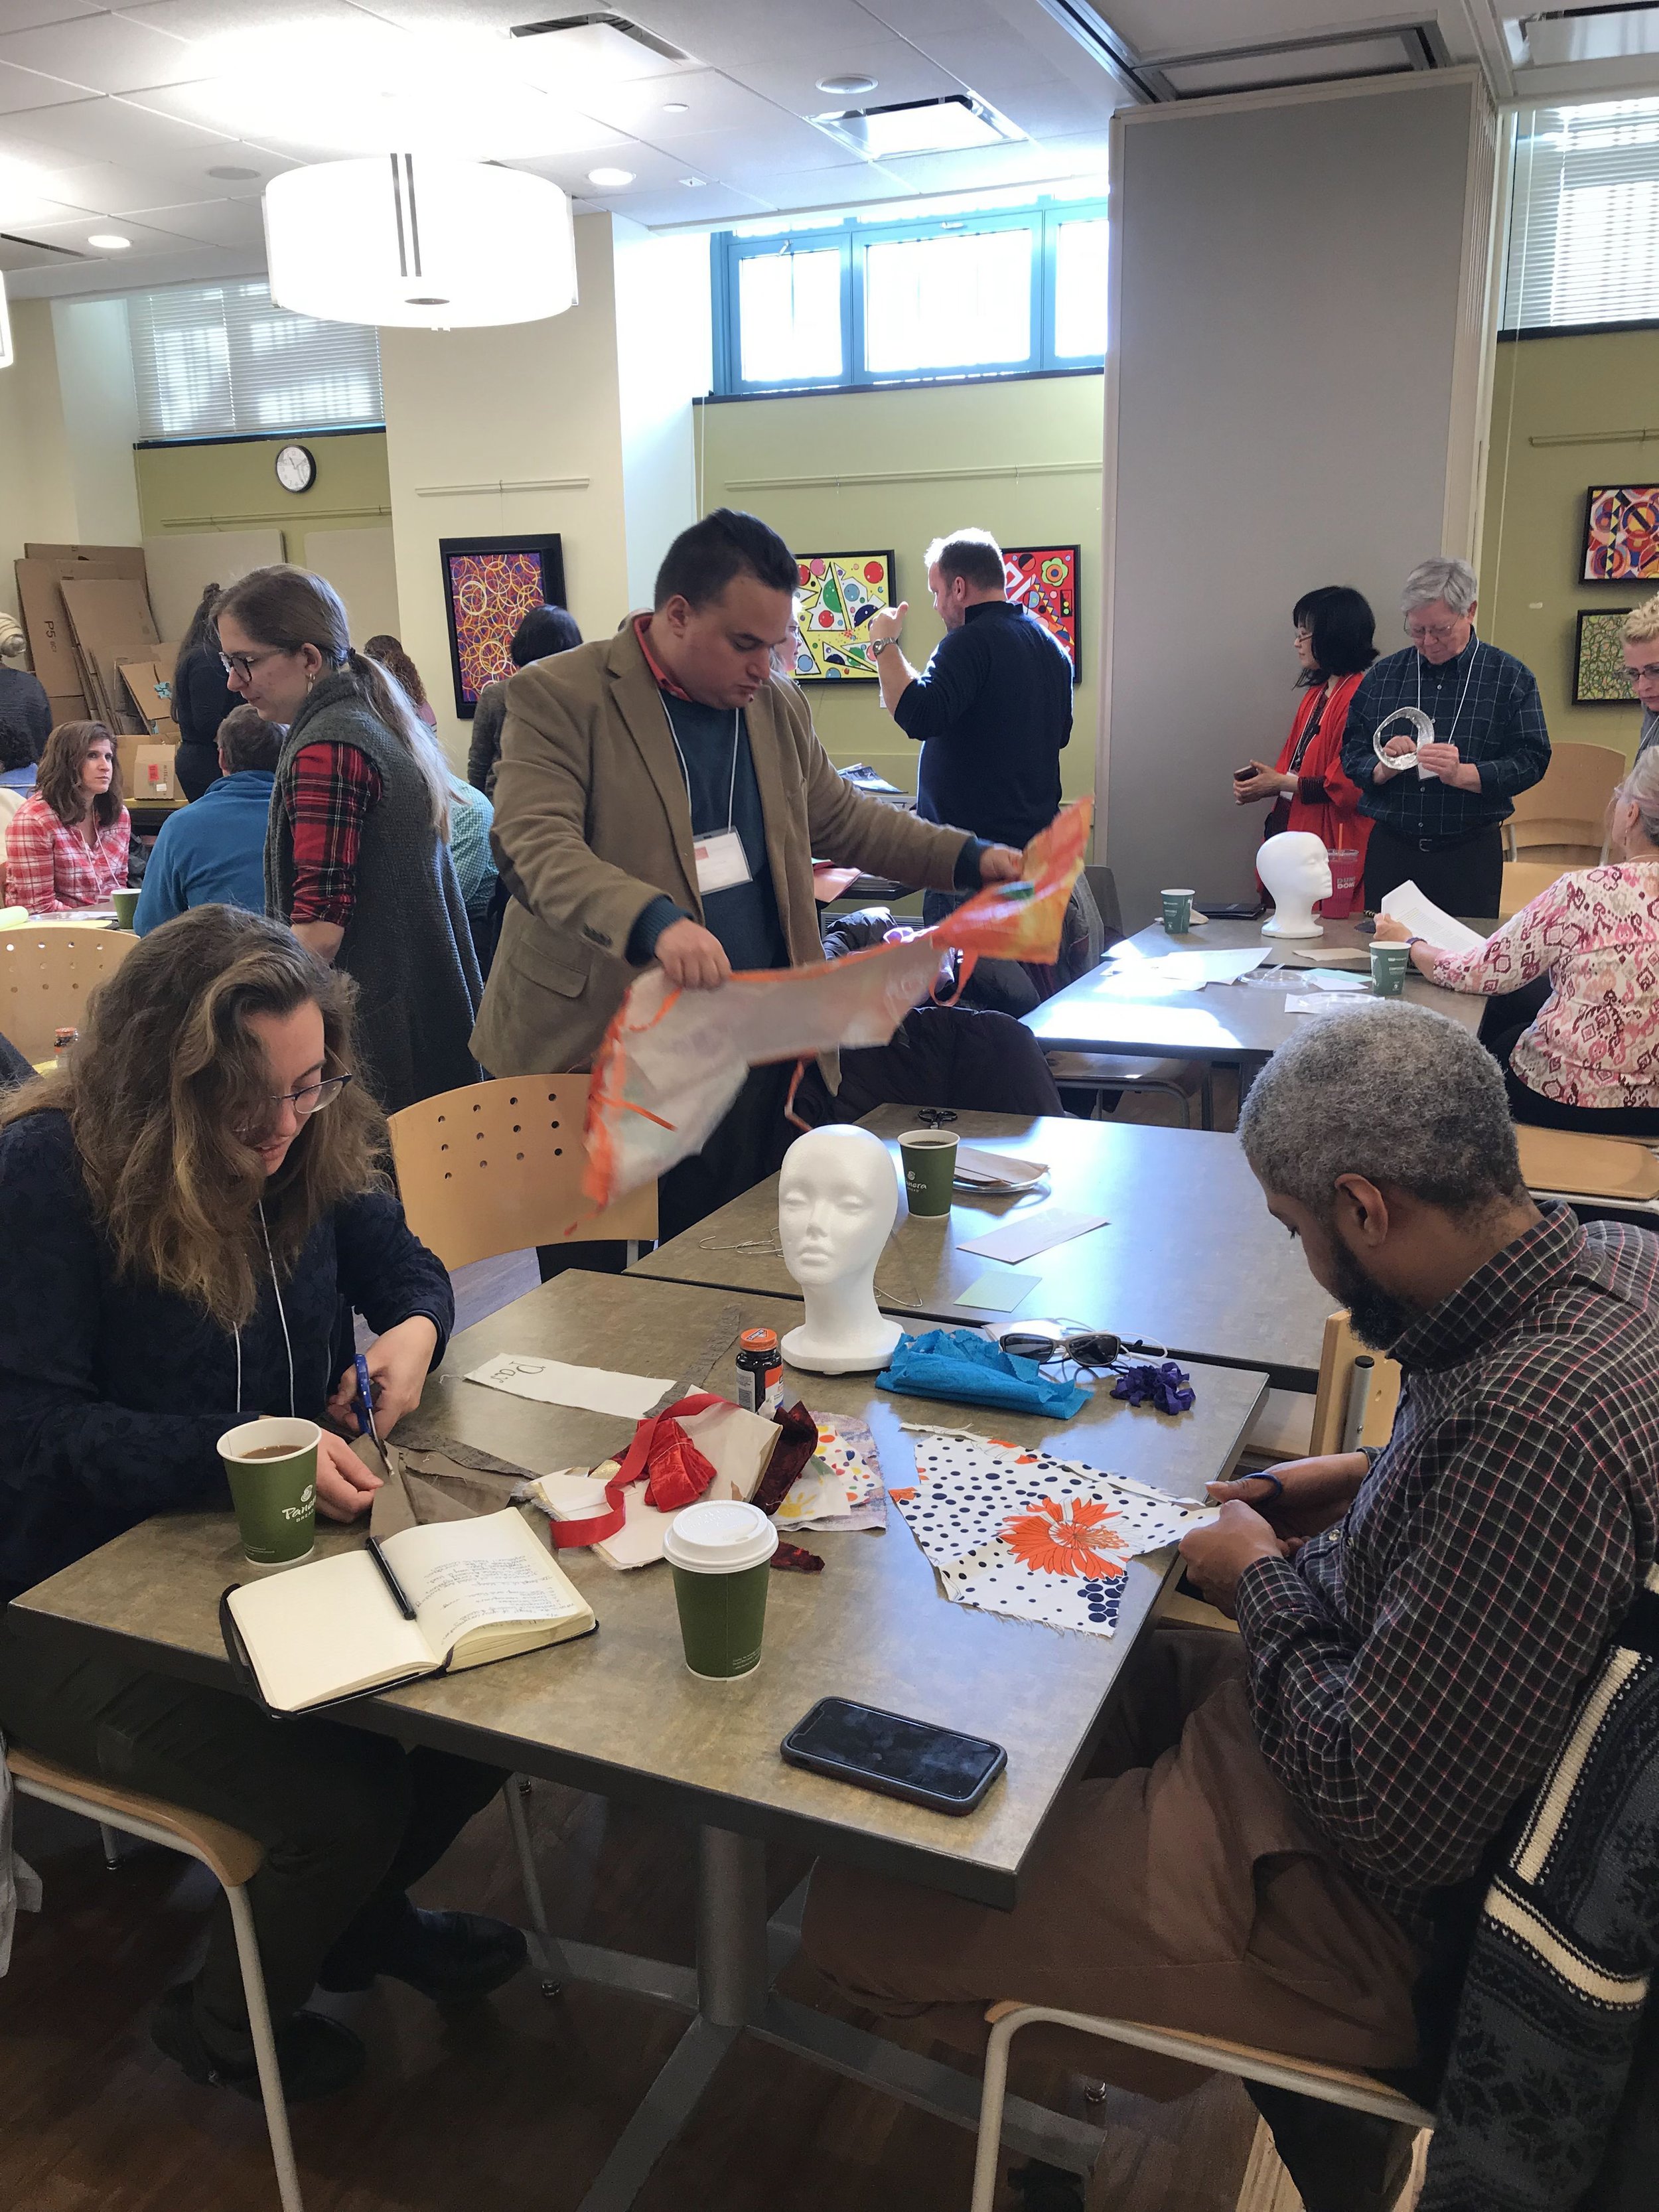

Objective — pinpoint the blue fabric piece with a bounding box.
[877,1327,1089,1418]
[133,770,274,934]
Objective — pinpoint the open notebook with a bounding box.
[222,1509,595,1714]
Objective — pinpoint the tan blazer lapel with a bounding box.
[604,623,700,915]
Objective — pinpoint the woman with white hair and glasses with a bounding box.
[1340,556,1551,920]
[1375,746,1659,1135]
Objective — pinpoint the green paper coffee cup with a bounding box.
[1161,888,1194,934]
[664,1501,777,1680]
[218,1417,319,1566]
[111,888,140,930]
[1369,942,1411,998]
[899,1128,958,1217]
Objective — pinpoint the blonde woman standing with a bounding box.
[1375,747,1659,1134]
[1621,595,1659,760]
[214,566,480,1113]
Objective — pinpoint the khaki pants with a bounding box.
[802,1626,1423,2101]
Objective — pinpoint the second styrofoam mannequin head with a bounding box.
[777,1124,904,1374]
[1258,830,1333,937]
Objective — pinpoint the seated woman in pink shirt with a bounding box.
[3,721,131,915]
[1375,746,1659,1135]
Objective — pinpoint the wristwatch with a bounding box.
[869,637,894,656]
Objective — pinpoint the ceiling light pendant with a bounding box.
[0,274,12,373]
[264,155,577,330]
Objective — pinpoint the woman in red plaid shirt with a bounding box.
[4,720,131,915]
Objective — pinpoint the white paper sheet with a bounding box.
[958,1270,1042,1311]
[1285,993,1392,1016]
[1377,881,1488,956]
[958,1208,1109,1264]
[465,1354,672,1420]
[1302,969,1368,992]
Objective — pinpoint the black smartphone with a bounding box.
[781,1697,1007,1815]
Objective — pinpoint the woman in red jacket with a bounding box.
[1234,586,1377,915]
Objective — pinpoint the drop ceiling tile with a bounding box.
[746,161,917,211]
[876,131,1111,193]
[121,0,384,37]
[989,74,1133,137]
[664,116,865,177]
[577,64,795,138]
[0,15,198,96]
[601,182,773,225]
[24,206,214,250]
[742,43,970,117]
[118,193,267,246]
[0,91,231,161]
[0,186,97,226]
[7,239,257,295]
[42,150,289,211]
[0,3,108,30]
[0,56,92,111]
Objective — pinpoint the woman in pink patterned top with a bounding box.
[3,720,131,916]
[1374,749,1659,1134]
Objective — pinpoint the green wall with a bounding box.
[694,373,1104,804]
[133,429,392,567]
[1481,329,1659,759]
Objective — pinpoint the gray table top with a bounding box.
[12,1272,1265,1909]
[634,1106,1335,1390]
[1025,913,1486,1063]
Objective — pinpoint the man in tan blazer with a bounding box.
[474,508,1021,1243]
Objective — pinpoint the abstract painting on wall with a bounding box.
[1003,545,1080,673]
[1575,609,1639,704]
[439,533,566,717]
[792,552,893,681]
[1583,488,1659,583]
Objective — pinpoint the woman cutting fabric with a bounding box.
[1234,587,1378,913]
[1375,746,1659,1135]
[0,907,523,2102]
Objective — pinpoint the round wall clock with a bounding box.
[275,442,317,493]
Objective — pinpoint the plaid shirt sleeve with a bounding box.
[1235,1410,1640,1897]
[1477,662,1551,802]
[285,742,382,926]
[2,800,62,913]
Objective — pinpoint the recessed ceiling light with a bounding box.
[586,165,635,188]
[814,94,1022,160]
[87,233,131,250]
[662,100,690,112]
[817,73,877,96]
[207,164,260,181]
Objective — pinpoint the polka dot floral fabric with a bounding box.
[891,1427,1219,1638]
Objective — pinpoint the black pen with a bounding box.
[366,1533,416,1619]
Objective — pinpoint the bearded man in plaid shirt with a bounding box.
[803,1005,1659,2212]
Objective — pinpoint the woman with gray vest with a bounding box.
[214,565,481,1114]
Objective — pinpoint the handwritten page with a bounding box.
[466,1353,671,1420]
[1378,881,1488,956]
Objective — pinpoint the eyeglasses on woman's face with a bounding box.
[237,1072,352,1147]
[219,646,291,680]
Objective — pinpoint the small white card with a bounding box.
[466,1354,672,1420]
[958,1270,1042,1312]
[694,830,751,895]
[958,1208,1109,1264]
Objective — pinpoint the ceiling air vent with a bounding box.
[1037,5,1450,102]
[509,13,689,64]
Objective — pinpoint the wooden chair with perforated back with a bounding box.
[1515,1124,1659,1220]
[7,1745,305,2210]
[0,923,137,1064]
[1499,860,1581,919]
[1504,741,1624,867]
[385,1074,657,1270]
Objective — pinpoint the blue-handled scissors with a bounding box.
[353,1353,382,1451]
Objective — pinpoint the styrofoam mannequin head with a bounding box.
[777,1125,903,1374]
[1258,830,1333,938]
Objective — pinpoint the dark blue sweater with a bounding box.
[0,1110,453,1601]
[893,601,1073,849]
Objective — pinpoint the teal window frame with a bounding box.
[711,193,1109,396]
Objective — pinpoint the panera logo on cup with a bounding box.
[218,1417,321,1567]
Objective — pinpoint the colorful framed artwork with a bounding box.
[1003,545,1080,674]
[438,533,567,717]
[792,551,893,681]
[1574,608,1639,705]
[1583,487,1659,583]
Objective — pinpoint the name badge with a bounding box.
[693,829,751,896]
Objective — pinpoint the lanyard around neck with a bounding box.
[662,697,741,837]
[1415,636,1479,749]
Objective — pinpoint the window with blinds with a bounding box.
[1505,98,1659,332]
[128,279,384,441]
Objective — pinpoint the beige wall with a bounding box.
[0,298,86,627]
[50,297,141,550]
[1103,72,1499,927]
[134,429,392,559]
[694,374,1103,804]
[1480,327,1659,759]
